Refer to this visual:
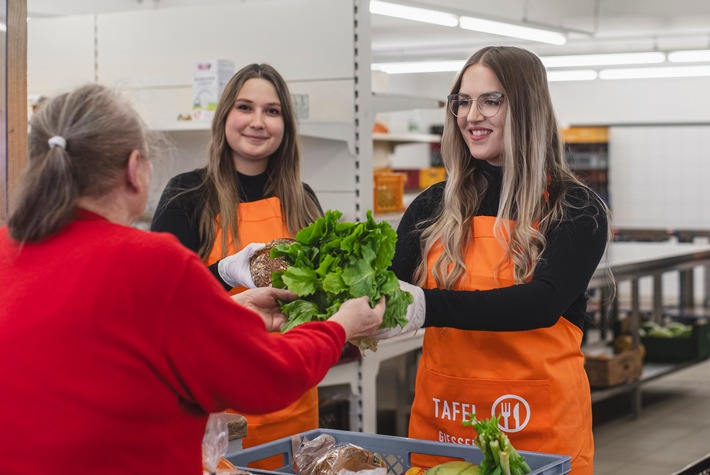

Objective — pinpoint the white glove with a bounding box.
[375,280,426,340]
[217,242,266,289]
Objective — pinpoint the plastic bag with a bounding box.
[293,434,387,475]
[202,413,239,475]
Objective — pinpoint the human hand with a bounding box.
[218,242,266,289]
[232,287,297,332]
[327,296,386,341]
[374,280,426,340]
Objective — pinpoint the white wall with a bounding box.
[609,125,710,229]
[550,76,710,127]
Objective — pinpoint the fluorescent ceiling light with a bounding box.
[372,60,464,74]
[547,70,597,82]
[370,1,458,27]
[541,52,665,68]
[599,65,710,80]
[459,16,566,45]
[668,49,710,63]
[0,22,6,32]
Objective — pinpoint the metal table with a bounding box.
[587,241,710,414]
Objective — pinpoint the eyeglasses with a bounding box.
[447,92,505,118]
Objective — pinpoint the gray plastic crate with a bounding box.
[227,428,570,475]
[672,453,710,475]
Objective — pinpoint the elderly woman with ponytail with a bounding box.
[376,46,612,474]
[0,84,385,475]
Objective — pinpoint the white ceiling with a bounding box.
[24,0,710,64]
[369,0,710,63]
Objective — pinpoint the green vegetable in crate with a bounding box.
[666,321,693,337]
[641,320,692,338]
[269,209,414,351]
[427,461,481,475]
[463,414,532,475]
[646,326,674,338]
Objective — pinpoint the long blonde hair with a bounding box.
[195,63,321,259]
[8,84,154,243]
[414,46,611,288]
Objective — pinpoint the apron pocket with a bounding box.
[410,367,553,452]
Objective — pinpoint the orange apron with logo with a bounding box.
[409,215,593,474]
[206,197,319,469]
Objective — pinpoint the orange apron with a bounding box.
[206,197,319,469]
[409,215,593,474]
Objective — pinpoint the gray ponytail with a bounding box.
[8,84,152,242]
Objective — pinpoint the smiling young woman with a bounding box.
[377,46,613,475]
[150,63,325,468]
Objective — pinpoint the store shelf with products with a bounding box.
[370,92,445,225]
[372,132,436,173]
[562,126,609,206]
[372,124,444,223]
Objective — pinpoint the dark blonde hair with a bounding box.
[8,84,154,243]
[416,46,611,287]
[195,63,321,259]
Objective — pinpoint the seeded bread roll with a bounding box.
[249,238,295,287]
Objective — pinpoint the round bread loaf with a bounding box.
[310,444,386,475]
[249,238,295,287]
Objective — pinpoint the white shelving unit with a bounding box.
[28,0,373,224]
[372,132,442,169]
[371,92,444,169]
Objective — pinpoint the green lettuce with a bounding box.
[270,210,413,338]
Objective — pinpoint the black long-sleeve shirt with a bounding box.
[392,161,608,332]
[150,168,321,289]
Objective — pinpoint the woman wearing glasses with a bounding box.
[383,46,610,474]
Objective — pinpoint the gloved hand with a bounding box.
[374,280,426,340]
[217,242,266,289]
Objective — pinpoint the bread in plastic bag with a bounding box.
[293,434,387,475]
[202,413,252,475]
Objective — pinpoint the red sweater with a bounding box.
[0,211,346,475]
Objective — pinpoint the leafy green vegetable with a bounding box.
[463,414,532,475]
[270,210,413,344]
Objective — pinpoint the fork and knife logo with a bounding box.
[492,395,530,433]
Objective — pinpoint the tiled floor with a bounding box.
[592,358,710,474]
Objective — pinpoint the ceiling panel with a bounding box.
[25,0,710,65]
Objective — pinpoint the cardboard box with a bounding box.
[584,347,643,387]
[192,59,234,121]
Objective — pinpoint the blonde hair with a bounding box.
[8,84,155,243]
[194,63,321,259]
[414,46,611,288]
